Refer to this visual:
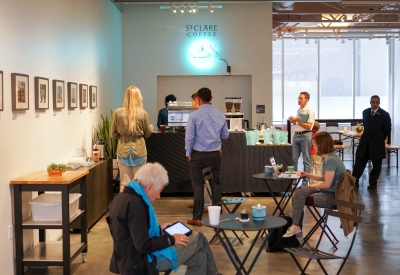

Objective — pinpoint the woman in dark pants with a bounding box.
[283,132,346,237]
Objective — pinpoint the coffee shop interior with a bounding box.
[1,0,400,274]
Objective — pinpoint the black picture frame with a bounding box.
[67,82,78,109]
[11,73,29,111]
[34,77,49,110]
[79,84,88,109]
[89,85,97,109]
[52,79,65,109]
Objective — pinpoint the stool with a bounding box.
[386,144,400,168]
[301,197,339,250]
[202,167,249,244]
[334,145,349,161]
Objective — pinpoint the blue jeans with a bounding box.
[292,132,312,183]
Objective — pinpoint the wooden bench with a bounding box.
[386,144,400,168]
[334,144,349,161]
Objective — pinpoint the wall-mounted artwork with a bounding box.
[52,80,65,109]
[0,71,3,111]
[79,84,88,109]
[89,85,97,109]
[67,82,78,109]
[34,77,49,110]
[11,73,29,111]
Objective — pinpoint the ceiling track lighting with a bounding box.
[180,4,185,13]
[386,37,390,45]
[171,2,176,13]
[341,39,345,45]
[369,33,373,40]
[209,2,214,12]
[341,15,347,22]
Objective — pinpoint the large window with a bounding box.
[283,40,318,120]
[273,38,390,121]
[320,39,353,118]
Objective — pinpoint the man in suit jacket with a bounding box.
[352,95,391,189]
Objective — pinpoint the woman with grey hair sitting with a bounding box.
[108,162,222,275]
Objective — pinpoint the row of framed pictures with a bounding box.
[0,71,97,111]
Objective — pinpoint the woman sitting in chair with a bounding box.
[283,132,346,238]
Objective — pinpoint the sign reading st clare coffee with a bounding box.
[186,24,217,37]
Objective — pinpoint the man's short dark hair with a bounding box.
[371,95,380,101]
[165,94,176,104]
[197,88,212,102]
[300,91,310,100]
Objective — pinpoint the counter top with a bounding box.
[10,170,89,185]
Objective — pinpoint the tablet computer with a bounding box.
[164,221,192,236]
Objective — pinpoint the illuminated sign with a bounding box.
[188,39,217,69]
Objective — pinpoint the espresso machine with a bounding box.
[224,97,245,131]
[167,101,193,127]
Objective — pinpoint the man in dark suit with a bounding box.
[352,95,391,189]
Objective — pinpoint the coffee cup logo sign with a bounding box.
[186,25,217,37]
[188,39,217,69]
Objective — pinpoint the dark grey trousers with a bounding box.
[189,151,222,221]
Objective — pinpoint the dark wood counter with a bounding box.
[146,132,293,193]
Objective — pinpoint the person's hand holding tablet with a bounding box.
[162,222,192,246]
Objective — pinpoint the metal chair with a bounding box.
[302,197,339,250]
[285,198,365,275]
[202,166,248,244]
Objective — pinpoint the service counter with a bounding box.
[146,132,292,193]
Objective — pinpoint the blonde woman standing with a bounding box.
[112,86,152,192]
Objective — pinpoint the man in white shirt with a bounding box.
[289,91,315,186]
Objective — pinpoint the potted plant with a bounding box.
[355,122,363,133]
[93,110,117,159]
[47,163,67,176]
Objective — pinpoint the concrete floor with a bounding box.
[25,152,400,275]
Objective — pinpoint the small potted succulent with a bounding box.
[277,164,284,173]
[355,122,363,133]
[47,163,67,176]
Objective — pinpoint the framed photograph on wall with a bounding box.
[11,73,29,111]
[79,84,88,109]
[89,85,97,109]
[67,82,78,109]
[0,71,3,111]
[52,79,65,109]
[34,77,49,110]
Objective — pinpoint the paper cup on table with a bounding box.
[208,206,221,225]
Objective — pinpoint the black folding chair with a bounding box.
[285,198,364,275]
[202,166,248,244]
[302,200,339,250]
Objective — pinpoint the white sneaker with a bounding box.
[282,226,302,238]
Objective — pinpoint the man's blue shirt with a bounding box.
[185,104,229,156]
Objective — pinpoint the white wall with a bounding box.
[392,40,400,145]
[122,3,272,128]
[0,0,122,273]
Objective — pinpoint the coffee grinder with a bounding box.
[224,97,244,131]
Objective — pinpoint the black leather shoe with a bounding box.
[367,185,377,190]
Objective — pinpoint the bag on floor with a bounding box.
[267,215,300,252]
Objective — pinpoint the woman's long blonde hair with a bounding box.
[122,86,143,132]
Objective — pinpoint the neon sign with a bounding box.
[188,39,217,69]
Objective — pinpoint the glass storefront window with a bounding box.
[355,39,388,118]
[283,39,318,119]
[319,39,353,118]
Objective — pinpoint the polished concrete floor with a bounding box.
[25,151,400,275]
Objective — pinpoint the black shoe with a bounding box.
[367,185,377,190]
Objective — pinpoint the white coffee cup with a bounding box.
[208,206,221,225]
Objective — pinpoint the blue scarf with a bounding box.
[127,181,178,272]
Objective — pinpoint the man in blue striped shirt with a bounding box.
[185,87,229,226]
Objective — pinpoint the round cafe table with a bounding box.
[203,213,287,275]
